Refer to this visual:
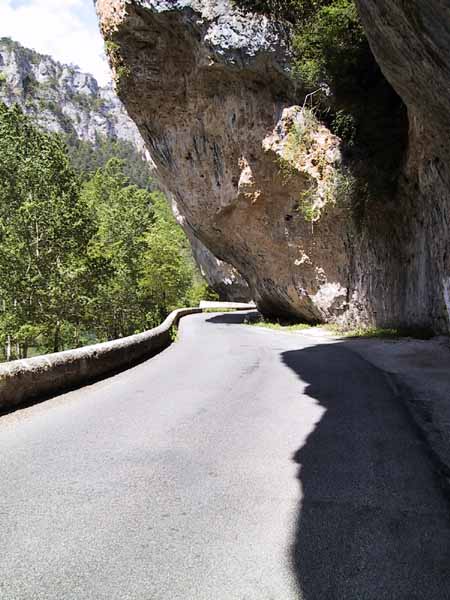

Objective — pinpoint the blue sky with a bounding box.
[0,0,111,84]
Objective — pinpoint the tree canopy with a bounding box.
[0,103,215,360]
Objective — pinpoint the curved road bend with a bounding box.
[1,312,449,600]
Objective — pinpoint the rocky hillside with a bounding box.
[96,0,450,332]
[0,36,250,302]
[0,37,142,148]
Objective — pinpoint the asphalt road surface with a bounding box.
[1,312,449,600]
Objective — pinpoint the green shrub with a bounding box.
[233,0,330,24]
[331,110,357,146]
[292,0,366,94]
[187,282,219,306]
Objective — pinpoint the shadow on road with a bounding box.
[282,343,450,600]
[206,311,259,325]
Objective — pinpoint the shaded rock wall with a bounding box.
[354,0,450,332]
[97,0,450,331]
[187,234,251,302]
[171,199,251,300]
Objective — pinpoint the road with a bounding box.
[1,312,449,600]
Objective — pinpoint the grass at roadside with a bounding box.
[203,308,252,313]
[323,324,435,340]
[247,319,312,332]
[247,319,434,340]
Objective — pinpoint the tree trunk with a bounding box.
[53,321,61,353]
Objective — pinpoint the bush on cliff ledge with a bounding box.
[234,0,366,107]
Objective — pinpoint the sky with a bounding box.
[0,0,111,85]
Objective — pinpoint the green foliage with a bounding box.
[279,108,356,222]
[105,41,121,55]
[65,133,154,189]
[68,91,105,113]
[249,319,312,331]
[81,158,155,339]
[324,324,435,340]
[22,74,39,97]
[234,1,365,94]
[236,0,407,215]
[187,282,220,307]
[104,39,130,92]
[81,159,200,339]
[0,37,44,66]
[292,0,366,94]
[139,194,195,324]
[331,109,356,146]
[116,66,131,86]
[0,102,94,357]
[233,0,324,23]
[0,104,210,360]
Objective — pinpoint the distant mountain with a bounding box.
[0,37,152,187]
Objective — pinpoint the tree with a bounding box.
[81,158,155,339]
[65,132,155,190]
[0,103,93,356]
[81,159,199,339]
[0,105,212,360]
[139,194,194,324]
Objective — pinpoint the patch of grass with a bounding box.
[203,308,255,313]
[324,324,434,340]
[248,319,312,332]
[169,325,179,342]
[249,320,434,339]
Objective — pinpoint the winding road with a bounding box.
[1,312,449,599]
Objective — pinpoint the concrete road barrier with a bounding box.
[0,308,202,412]
[199,301,256,310]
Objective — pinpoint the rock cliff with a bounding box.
[0,37,141,147]
[354,0,450,332]
[97,0,450,331]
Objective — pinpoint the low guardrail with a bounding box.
[0,308,202,411]
[0,303,257,412]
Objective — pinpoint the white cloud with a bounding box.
[0,0,112,85]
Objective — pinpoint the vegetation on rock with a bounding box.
[278,108,356,222]
[0,37,145,167]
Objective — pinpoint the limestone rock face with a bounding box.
[171,202,251,301]
[188,235,251,302]
[354,0,450,331]
[96,0,351,322]
[97,0,450,330]
[0,37,142,148]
